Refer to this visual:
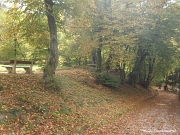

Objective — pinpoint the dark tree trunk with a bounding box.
[128,46,147,85]
[43,0,59,83]
[96,47,102,73]
[145,58,155,88]
[92,49,96,64]
[138,60,146,85]
[96,38,102,73]
[119,62,126,84]
[105,47,113,72]
[164,74,168,90]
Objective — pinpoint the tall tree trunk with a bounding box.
[164,74,168,90]
[96,37,102,73]
[96,47,102,73]
[145,58,155,88]
[138,60,147,87]
[128,46,147,85]
[96,0,112,73]
[92,49,96,64]
[43,0,59,83]
[119,62,126,84]
[105,47,113,72]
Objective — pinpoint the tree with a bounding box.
[43,0,58,82]
[153,2,180,85]
[127,0,180,88]
[3,0,86,82]
[2,0,180,88]
[68,0,180,88]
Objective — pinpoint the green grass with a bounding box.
[0,86,3,91]
[57,66,72,70]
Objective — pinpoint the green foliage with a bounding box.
[0,86,3,91]
[7,108,22,118]
[0,41,29,60]
[31,46,49,68]
[57,106,71,116]
[96,72,120,88]
[0,0,180,86]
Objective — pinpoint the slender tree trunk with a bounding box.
[92,49,96,64]
[96,47,102,73]
[43,0,59,83]
[96,37,102,73]
[164,74,168,90]
[105,47,113,72]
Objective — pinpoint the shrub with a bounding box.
[96,72,120,88]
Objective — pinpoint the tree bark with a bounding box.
[43,0,59,83]
[145,58,155,88]
[92,49,96,64]
[96,37,102,73]
[96,47,102,73]
[128,46,147,85]
[119,62,126,84]
[105,47,113,72]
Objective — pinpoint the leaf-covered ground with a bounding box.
[0,68,158,134]
[85,90,180,135]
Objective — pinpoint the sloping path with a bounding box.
[86,90,180,135]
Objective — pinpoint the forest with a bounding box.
[0,0,180,134]
[0,0,180,88]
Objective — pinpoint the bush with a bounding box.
[96,72,120,88]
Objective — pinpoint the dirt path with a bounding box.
[86,90,180,135]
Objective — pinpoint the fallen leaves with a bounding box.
[0,69,157,134]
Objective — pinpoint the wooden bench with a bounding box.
[2,60,33,74]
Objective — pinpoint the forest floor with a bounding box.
[0,68,179,134]
[85,89,180,135]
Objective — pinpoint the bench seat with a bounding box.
[2,65,32,74]
[2,60,33,74]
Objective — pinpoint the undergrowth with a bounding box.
[96,72,120,88]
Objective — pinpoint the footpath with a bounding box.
[86,89,180,135]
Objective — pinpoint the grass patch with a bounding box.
[96,72,120,88]
[0,86,3,91]
[57,66,72,70]
[15,95,32,104]
[53,106,71,116]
